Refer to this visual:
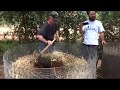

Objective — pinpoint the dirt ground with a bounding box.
[100,54,120,79]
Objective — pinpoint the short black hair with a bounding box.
[86,11,90,15]
[86,11,96,15]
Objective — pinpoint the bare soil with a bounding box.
[100,54,120,79]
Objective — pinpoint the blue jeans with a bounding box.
[37,42,54,53]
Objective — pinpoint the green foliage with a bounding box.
[98,11,120,31]
[0,11,48,44]
[0,40,17,52]
[58,11,87,43]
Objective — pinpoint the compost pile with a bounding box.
[9,51,93,79]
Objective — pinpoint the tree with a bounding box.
[0,11,48,44]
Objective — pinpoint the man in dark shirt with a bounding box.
[36,11,59,53]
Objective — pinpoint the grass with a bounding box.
[0,40,17,53]
[0,40,39,53]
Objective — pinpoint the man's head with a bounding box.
[48,11,59,25]
[87,11,96,21]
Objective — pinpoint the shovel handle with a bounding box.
[40,38,56,54]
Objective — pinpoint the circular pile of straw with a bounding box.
[9,51,93,79]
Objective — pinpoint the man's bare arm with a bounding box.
[36,35,48,44]
[99,31,106,45]
[99,32,105,41]
[37,35,54,45]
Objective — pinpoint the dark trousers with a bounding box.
[81,44,98,61]
[81,44,98,78]
[37,42,54,53]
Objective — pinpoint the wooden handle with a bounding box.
[40,39,56,54]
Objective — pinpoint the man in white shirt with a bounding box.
[79,11,106,78]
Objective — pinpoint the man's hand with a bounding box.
[102,40,106,45]
[79,22,84,34]
[79,22,84,27]
[99,32,106,45]
[47,40,53,45]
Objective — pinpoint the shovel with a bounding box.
[35,38,56,68]
[40,38,56,54]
